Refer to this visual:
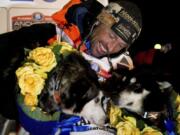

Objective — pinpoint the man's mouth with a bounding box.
[97,41,107,55]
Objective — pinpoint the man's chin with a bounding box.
[92,52,104,58]
[91,49,105,58]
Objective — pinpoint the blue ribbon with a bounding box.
[17,104,90,135]
[51,116,90,135]
[164,119,176,135]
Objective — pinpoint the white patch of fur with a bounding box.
[118,89,150,114]
[130,77,136,84]
[157,81,172,90]
[122,76,127,82]
[80,91,107,127]
[60,92,106,126]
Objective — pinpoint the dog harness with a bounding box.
[17,94,115,135]
[142,99,176,134]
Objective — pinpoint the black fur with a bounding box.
[38,52,100,114]
[102,66,172,130]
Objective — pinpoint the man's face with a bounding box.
[90,23,128,58]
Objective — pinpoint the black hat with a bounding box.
[97,0,142,45]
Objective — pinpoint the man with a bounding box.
[52,0,142,58]
[0,0,142,120]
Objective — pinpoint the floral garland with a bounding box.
[109,91,180,135]
[16,42,76,111]
[15,41,180,134]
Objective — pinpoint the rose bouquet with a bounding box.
[16,42,76,110]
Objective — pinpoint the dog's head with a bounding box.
[39,52,107,126]
[102,66,173,129]
[102,66,171,115]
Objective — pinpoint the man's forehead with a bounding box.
[96,22,129,46]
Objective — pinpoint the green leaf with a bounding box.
[17,94,60,121]
[24,48,31,56]
[52,45,62,62]
[136,119,145,130]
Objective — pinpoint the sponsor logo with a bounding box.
[32,12,44,21]
[12,13,54,30]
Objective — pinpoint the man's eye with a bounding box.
[109,33,116,39]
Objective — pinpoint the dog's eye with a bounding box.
[134,84,142,93]
[134,88,143,93]
[94,97,100,103]
[72,93,76,97]
[61,93,66,100]
[126,102,133,106]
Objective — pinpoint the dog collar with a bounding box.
[142,111,161,120]
[53,91,61,104]
[142,108,176,134]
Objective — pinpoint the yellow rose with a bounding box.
[59,42,76,54]
[109,104,122,126]
[177,123,180,134]
[28,47,57,72]
[175,95,180,105]
[23,63,47,79]
[116,121,140,135]
[123,116,137,127]
[141,126,163,135]
[18,71,45,96]
[16,65,34,78]
[24,94,38,106]
[176,114,180,124]
[177,105,180,112]
[34,69,47,79]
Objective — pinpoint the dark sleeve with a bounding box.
[65,0,103,38]
[0,23,56,119]
[0,23,56,69]
[0,23,56,50]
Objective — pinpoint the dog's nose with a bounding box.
[105,117,110,124]
[101,97,111,113]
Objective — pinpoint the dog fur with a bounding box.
[38,52,107,126]
[102,66,173,130]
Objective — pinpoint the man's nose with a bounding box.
[106,40,116,53]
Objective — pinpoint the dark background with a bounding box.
[127,0,180,92]
[128,0,179,53]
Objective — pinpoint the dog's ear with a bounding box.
[69,76,99,100]
[157,81,173,95]
[101,75,121,98]
[101,68,130,96]
[82,84,99,100]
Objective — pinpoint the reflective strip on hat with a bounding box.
[111,16,138,45]
[96,0,109,7]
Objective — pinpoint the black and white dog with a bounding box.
[38,52,107,126]
[102,66,173,129]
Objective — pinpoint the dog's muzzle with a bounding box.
[101,96,111,115]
